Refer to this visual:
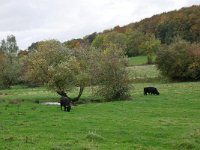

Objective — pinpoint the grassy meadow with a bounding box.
[0,56,200,150]
[128,65,161,82]
[128,55,156,66]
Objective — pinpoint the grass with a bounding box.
[0,82,200,149]
[0,56,198,149]
[128,55,156,66]
[0,86,58,102]
[128,65,161,83]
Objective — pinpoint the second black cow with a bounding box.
[60,96,71,112]
[144,87,160,95]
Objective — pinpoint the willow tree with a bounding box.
[26,39,130,101]
[25,40,87,102]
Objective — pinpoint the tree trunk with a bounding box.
[147,54,153,64]
[56,86,84,103]
[73,85,84,102]
[56,90,71,100]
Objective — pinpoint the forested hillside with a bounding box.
[63,5,200,53]
[125,5,200,43]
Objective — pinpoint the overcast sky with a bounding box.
[0,0,199,49]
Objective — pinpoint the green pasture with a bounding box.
[0,57,199,149]
[128,65,161,82]
[0,81,200,150]
[128,55,156,66]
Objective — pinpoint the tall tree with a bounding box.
[92,31,126,51]
[91,34,105,49]
[6,35,19,53]
[0,35,20,88]
[103,31,126,50]
[25,40,86,102]
[0,39,6,52]
[140,34,161,64]
[125,30,146,56]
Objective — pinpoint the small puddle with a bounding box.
[41,102,60,105]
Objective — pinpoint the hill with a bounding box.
[64,5,200,49]
[125,5,200,43]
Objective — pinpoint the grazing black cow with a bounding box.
[144,87,160,95]
[60,96,71,112]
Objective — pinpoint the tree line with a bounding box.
[0,36,130,101]
[64,5,200,57]
[0,35,19,88]
[1,34,199,100]
[0,5,200,100]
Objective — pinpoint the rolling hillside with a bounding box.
[64,5,200,48]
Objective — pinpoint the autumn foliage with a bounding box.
[156,39,200,80]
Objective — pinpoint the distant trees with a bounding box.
[124,30,161,65]
[140,34,161,64]
[0,35,19,53]
[83,32,97,44]
[64,6,200,63]
[63,39,84,49]
[91,31,126,50]
[155,17,193,44]
[90,29,161,65]
[0,39,6,52]
[156,38,200,80]
[125,30,146,57]
[0,35,20,88]
[91,34,104,49]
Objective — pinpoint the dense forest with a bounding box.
[62,5,200,55]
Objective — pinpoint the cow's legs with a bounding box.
[67,106,71,112]
[60,104,63,110]
[64,105,67,111]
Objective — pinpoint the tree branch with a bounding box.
[56,85,84,103]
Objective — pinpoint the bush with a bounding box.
[156,39,200,80]
[89,46,130,100]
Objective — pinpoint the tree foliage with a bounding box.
[0,35,19,53]
[91,31,126,51]
[25,39,130,101]
[69,5,200,54]
[89,46,130,100]
[140,34,161,64]
[125,30,146,56]
[156,38,200,80]
[63,39,84,49]
[25,40,85,100]
[91,34,105,49]
[0,35,20,88]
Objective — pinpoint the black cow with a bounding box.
[144,87,159,95]
[60,96,71,112]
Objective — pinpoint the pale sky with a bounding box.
[0,0,199,49]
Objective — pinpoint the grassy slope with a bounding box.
[128,65,161,81]
[0,82,200,150]
[128,56,156,66]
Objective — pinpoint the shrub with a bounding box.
[156,39,200,80]
[89,46,130,100]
